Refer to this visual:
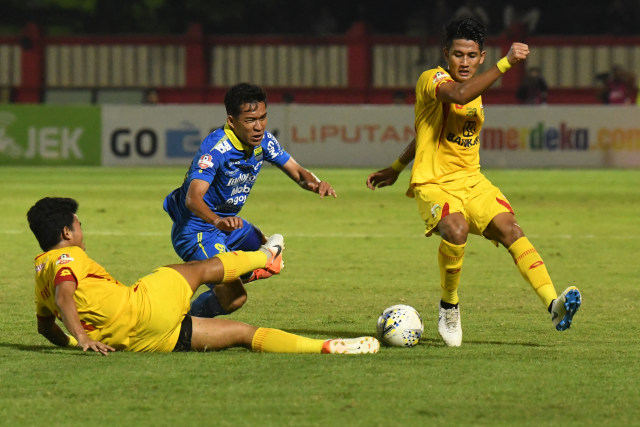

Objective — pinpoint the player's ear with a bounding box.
[479,50,486,64]
[60,226,72,241]
[226,115,235,130]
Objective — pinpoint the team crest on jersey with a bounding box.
[432,71,448,84]
[56,254,74,265]
[198,154,214,169]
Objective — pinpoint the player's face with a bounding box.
[444,39,486,82]
[227,102,268,147]
[68,214,85,251]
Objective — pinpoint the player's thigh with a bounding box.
[190,230,228,261]
[129,268,193,352]
[413,184,465,236]
[465,177,515,236]
[190,317,258,351]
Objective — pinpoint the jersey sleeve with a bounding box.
[51,250,87,289]
[263,132,291,167]
[187,134,226,185]
[417,69,454,102]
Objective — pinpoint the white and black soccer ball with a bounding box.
[376,304,423,347]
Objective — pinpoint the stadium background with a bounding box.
[2,1,640,169]
[2,3,640,426]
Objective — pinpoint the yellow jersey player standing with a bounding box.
[366,17,581,347]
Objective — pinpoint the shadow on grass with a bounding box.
[0,342,97,355]
[284,330,547,348]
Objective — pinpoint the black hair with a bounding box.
[27,197,78,251]
[224,83,267,117]
[443,17,487,51]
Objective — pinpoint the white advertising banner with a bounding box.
[101,105,285,166]
[101,104,640,168]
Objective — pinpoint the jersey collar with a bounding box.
[223,123,253,156]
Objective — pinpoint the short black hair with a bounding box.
[27,197,78,251]
[224,83,267,117]
[443,17,487,51]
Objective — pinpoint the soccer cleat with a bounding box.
[438,303,462,347]
[321,337,380,354]
[261,234,284,274]
[550,286,581,331]
[243,268,274,283]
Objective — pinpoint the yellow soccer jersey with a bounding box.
[411,66,484,187]
[34,246,136,350]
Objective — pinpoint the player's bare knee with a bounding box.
[439,219,469,244]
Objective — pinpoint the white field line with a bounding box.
[3,229,638,240]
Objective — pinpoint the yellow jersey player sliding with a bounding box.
[28,197,379,355]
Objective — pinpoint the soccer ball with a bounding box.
[376,304,423,347]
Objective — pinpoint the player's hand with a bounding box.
[214,216,244,231]
[506,42,530,65]
[366,168,400,190]
[308,181,337,198]
[78,337,115,356]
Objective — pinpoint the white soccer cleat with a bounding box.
[260,234,284,274]
[551,286,581,331]
[262,233,285,252]
[438,303,462,347]
[321,337,380,354]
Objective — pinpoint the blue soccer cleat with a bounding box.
[550,286,582,331]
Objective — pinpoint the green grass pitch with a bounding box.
[1,166,639,426]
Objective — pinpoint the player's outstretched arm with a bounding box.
[366,138,416,190]
[438,42,530,105]
[55,281,115,355]
[280,157,337,198]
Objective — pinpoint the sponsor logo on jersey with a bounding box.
[446,133,479,148]
[226,173,257,187]
[463,121,476,137]
[56,254,74,265]
[214,140,233,154]
[198,154,214,169]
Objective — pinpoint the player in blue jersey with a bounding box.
[164,83,336,318]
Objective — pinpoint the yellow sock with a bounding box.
[438,239,465,305]
[215,251,267,283]
[508,237,557,308]
[251,327,324,353]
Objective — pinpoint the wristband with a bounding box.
[390,159,407,172]
[67,335,78,347]
[496,57,512,73]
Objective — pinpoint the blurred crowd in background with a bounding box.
[2,0,640,36]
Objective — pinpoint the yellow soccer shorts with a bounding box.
[413,173,514,238]
[127,267,193,352]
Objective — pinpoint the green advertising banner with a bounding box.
[0,105,101,165]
